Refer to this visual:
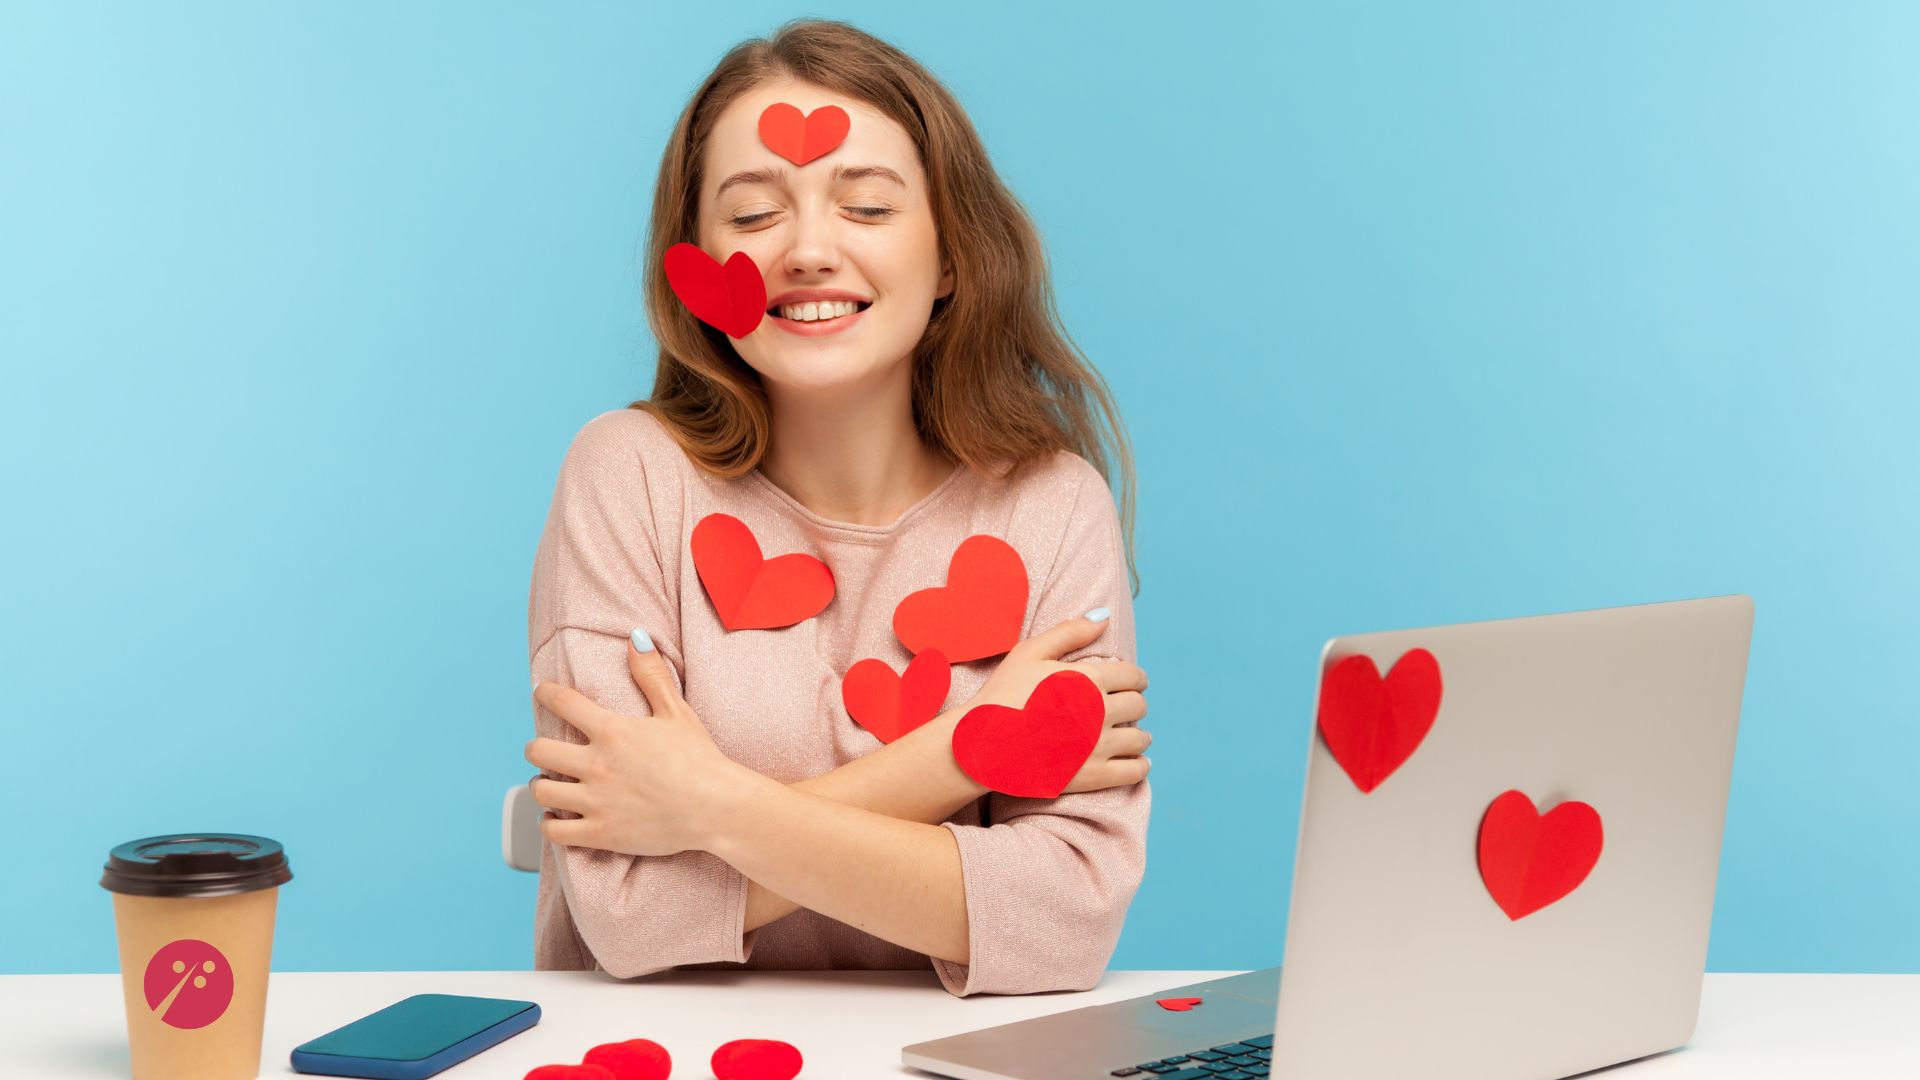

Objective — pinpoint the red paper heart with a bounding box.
[664,243,766,338]
[1478,789,1604,920]
[581,1039,672,1080]
[951,669,1103,798]
[893,535,1027,663]
[1315,647,1443,793]
[711,1038,804,1080]
[524,1066,615,1080]
[757,103,851,166]
[691,512,835,631]
[1156,996,1205,1012]
[843,648,950,743]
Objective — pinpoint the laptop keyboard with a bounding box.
[1108,1034,1273,1078]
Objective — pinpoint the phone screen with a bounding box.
[296,993,538,1063]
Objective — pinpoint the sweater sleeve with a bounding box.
[527,411,761,978]
[932,458,1150,996]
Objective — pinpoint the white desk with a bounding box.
[3,970,1915,1078]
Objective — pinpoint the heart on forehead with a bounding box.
[691,512,835,630]
[843,649,951,743]
[951,669,1104,799]
[894,535,1028,663]
[1478,790,1604,920]
[711,1038,804,1080]
[757,103,850,165]
[1315,647,1443,793]
[664,243,766,338]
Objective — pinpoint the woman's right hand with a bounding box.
[960,611,1152,794]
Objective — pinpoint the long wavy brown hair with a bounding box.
[632,18,1139,596]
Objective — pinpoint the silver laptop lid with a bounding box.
[1271,594,1754,1080]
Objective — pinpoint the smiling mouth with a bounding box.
[768,299,872,324]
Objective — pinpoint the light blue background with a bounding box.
[4,2,1915,976]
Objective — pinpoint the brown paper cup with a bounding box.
[100,835,292,1080]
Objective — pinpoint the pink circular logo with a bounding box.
[141,939,234,1029]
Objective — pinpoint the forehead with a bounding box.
[704,77,922,184]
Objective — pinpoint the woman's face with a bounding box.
[695,78,952,395]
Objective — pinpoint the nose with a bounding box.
[780,205,840,278]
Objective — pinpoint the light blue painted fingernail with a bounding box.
[1084,607,1111,622]
[630,627,655,653]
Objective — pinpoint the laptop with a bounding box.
[902,594,1755,1080]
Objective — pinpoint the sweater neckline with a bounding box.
[746,460,969,540]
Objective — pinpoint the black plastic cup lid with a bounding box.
[100,834,292,898]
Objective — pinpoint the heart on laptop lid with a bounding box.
[1477,789,1604,920]
[1315,647,1443,793]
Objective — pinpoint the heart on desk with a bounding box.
[712,1038,804,1080]
[951,669,1103,798]
[843,648,951,743]
[523,1066,614,1080]
[1315,647,1443,793]
[894,534,1028,663]
[582,1038,672,1080]
[692,512,836,631]
[1477,789,1604,920]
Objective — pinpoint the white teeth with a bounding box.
[779,300,862,322]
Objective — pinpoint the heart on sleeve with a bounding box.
[1315,647,1443,793]
[893,534,1028,663]
[843,649,951,743]
[1477,789,1605,920]
[692,512,835,631]
[951,669,1104,798]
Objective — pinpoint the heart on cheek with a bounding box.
[664,243,766,338]
[757,103,850,165]
[711,1038,804,1080]
[893,535,1028,663]
[951,669,1105,799]
[1315,647,1443,793]
[843,649,951,743]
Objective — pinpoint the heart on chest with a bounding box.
[691,512,835,631]
[893,534,1028,663]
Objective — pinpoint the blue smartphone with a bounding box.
[290,993,541,1079]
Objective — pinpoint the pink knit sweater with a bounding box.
[526,408,1148,997]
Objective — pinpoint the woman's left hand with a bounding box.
[525,636,747,857]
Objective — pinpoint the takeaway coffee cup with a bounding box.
[99,834,292,1080]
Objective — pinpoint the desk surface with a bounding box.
[3,970,1916,1078]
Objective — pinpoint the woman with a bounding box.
[523,19,1151,998]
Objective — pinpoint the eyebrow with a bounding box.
[713,163,908,198]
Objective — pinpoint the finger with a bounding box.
[625,627,684,713]
[1099,725,1152,758]
[1104,690,1147,727]
[1088,756,1151,789]
[532,681,607,740]
[529,776,591,814]
[538,810,591,849]
[1015,608,1115,661]
[523,737,591,780]
[1081,661,1148,694]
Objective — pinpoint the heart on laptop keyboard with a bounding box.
[1477,789,1604,920]
[1315,647,1443,793]
[951,669,1104,798]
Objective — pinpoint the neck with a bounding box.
[758,365,954,527]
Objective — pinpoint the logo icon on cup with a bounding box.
[142,938,234,1029]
